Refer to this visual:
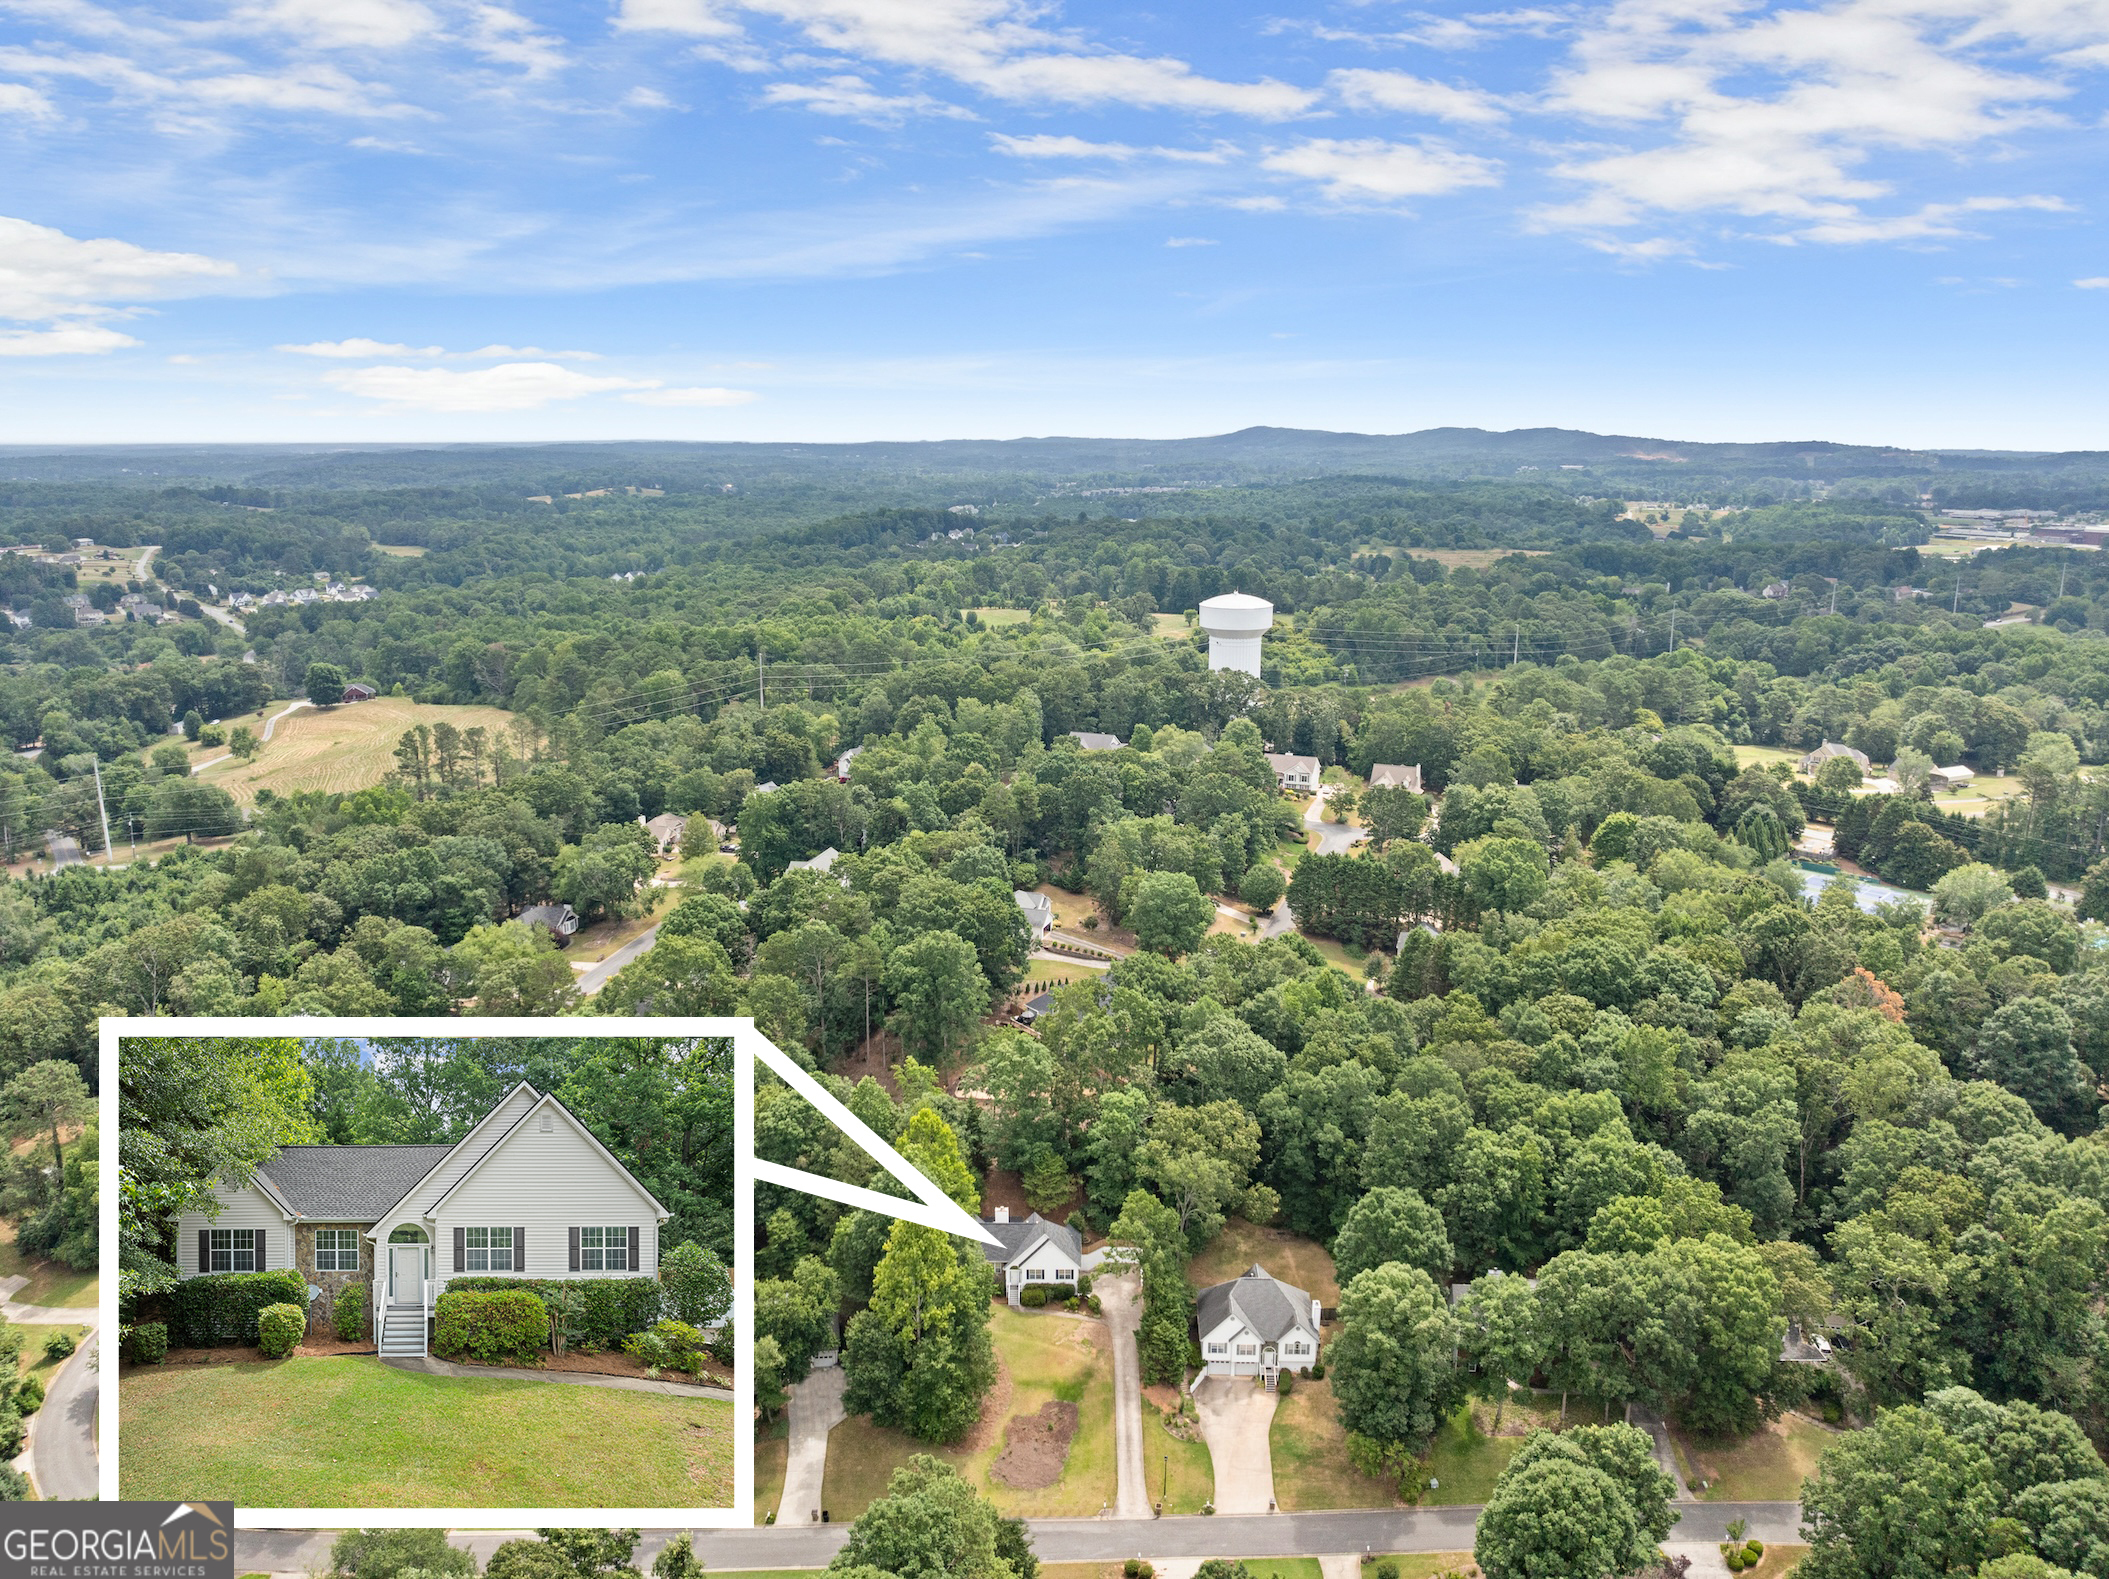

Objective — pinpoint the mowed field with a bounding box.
[194,696,518,804]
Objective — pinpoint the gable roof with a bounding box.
[362,1080,547,1230]
[254,1144,454,1221]
[418,1088,672,1223]
[1197,1263,1317,1345]
[978,1212,1082,1267]
[1369,763,1423,792]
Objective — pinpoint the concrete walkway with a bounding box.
[1193,1376,1278,1515]
[0,1275,94,1325]
[381,1354,733,1401]
[235,1504,1807,1573]
[1096,1270,1151,1518]
[779,1367,847,1525]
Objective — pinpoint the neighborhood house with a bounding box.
[643,812,688,855]
[1195,1263,1322,1388]
[175,1081,671,1358]
[1367,763,1423,793]
[1264,752,1320,794]
[978,1206,1083,1305]
[1014,889,1055,936]
[1800,740,1871,775]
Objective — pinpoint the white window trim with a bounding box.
[314,1229,359,1272]
[209,1228,256,1273]
[465,1226,516,1273]
[580,1225,628,1272]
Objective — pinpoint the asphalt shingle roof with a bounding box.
[255,1145,454,1221]
[978,1213,1083,1267]
[1196,1263,1317,1345]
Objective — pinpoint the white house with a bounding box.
[835,746,863,782]
[978,1207,1083,1306]
[1195,1263,1322,1388]
[1264,752,1320,794]
[1368,764,1423,794]
[174,1082,670,1359]
[518,902,581,943]
[1799,741,1871,775]
[1014,889,1054,936]
[786,846,843,877]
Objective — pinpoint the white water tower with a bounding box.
[1198,591,1273,677]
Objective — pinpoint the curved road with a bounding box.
[236,1504,1806,1572]
[577,923,661,995]
[32,1327,94,1500]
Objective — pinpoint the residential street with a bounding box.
[577,923,661,995]
[33,1326,95,1501]
[233,1504,1806,1573]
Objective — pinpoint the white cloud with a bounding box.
[464,5,568,76]
[0,45,420,119]
[1165,235,1218,246]
[1262,138,1502,203]
[1790,194,2068,245]
[2078,276,2109,288]
[989,132,1228,162]
[457,343,601,359]
[0,215,238,323]
[229,0,438,50]
[0,323,141,355]
[1329,68,1510,125]
[625,85,675,108]
[278,337,444,357]
[762,74,976,122]
[0,82,56,119]
[618,0,1317,119]
[622,385,758,405]
[324,360,657,410]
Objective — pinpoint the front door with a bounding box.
[389,1244,424,1305]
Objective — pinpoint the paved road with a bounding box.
[33,1327,95,1501]
[234,1505,1805,1573]
[576,923,662,995]
[1194,1377,1276,1515]
[1096,1270,1150,1518]
[1305,787,1369,858]
[779,1367,846,1526]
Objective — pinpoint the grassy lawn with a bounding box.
[566,887,679,965]
[1732,745,1802,772]
[1373,1559,1478,1579]
[191,696,518,805]
[18,1325,86,1389]
[119,1357,735,1507]
[1189,1220,1340,1307]
[821,1310,1116,1520]
[1421,1405,1524,1505]
[971,608,1032,628]
[0,1227,95,1308]
[755,1417,788,1526]
[1270,1376,1397,1510]
[1139,1398,1213,1514]
[1244,1562,1322,1579]
[1683,1414,1838,1503]
[1149,613,1191,640]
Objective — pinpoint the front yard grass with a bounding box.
[1420,1404,1524,1505]
[1270,1376,1397,1510]
[821,1309,1115,1521]
[1682,1413,1838,1503]
[1187,1220,1340,1307]
[0,1227,95,1308]
[1373,1559,1478,1578]
[755,1417,788,1526]
[119,1357,735,1507]
[18,1325,86,1389]
[1139,1397,1213,1514]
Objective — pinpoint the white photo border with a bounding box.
[99,1015,758,1528]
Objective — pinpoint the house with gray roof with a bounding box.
[1068,731,1123,752]
[174,1081,670,1359]
[977,1206,1083,1306]
[1195,1263,1323,1388]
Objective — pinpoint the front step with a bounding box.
[380,1305,428,1357]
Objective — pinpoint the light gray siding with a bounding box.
[410,1083,541,1213]
[173,1182,296,1278]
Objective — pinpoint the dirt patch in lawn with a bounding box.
[155,1337,377,1364]
[992,1400,1079,1490]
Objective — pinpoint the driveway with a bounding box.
[1095,1270,1151,1518]
[33,1327,95,1500]
[577,924,661,995]
[1305,787,1369,858]
[1627,1402,1693,1501]
[1192,1376,1278,1515]
[779,1365,846,1525]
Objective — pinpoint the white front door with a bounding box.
[389,1244,424,1304]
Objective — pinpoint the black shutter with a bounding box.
[627,1226,639,1273]
[514,1227,526,1274]
[254,1228,267,1268]
[569,1226,580,1271]
[453,1226,465,1272]
[198,1230,210,1274]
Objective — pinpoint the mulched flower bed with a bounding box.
[150,1335,378,1365]
[441,1349,733,1388]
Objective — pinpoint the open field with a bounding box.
[1270,1376,1398,1510]
[970,607,1031,628]
[374,543,429,557]
[1682,1413,1837,1503]
[1732,745,1802,772]
[0,1226,95,1309]
[820,1309,1116,1520]
[1933,773,2026,818]
[1188,1221,1340,1308]
[1364,548,1550,570]
[1372,1558,1478,1578]
[1151,612,1196,640]
[119,1356,735,1506]
[192,696,518,804]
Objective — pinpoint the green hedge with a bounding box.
[258,1303,306,1359]
[333,1283,367,1342]
[1021,1285,1049,1308]
[128,1323,168,1365]
[435,1289,547,1364]
[442,1277,659,1345]
[170,1271,308,1347]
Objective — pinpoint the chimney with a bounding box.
[1312,1299,1322,1329]
[994,1206,1009,1224]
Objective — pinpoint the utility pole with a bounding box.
[1829,583,1837,615]
[90,758,111,867]
[758,647,765,714]
[1513,623,1521,666]
[1954,580,1961,614]
[1668,611,1676,653]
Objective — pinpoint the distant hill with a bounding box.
[1,426,2105,490]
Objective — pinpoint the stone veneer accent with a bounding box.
[294,1223,376,1334]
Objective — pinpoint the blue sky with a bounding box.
[0,0,2106,446]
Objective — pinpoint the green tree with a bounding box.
[1123,869,1214,957]
[1799,1405,1999,1579]
[1935,864,2015,927]
[1328,1262,1464,1453]
[826,1455,1021,1579]
[329,1529,477,1579]
[1475,1425,1674,1579]
[1110,1189,1194,1386]
[1458,1271,1544,1431]
[229,725,261,762]
[1332,1186,1453,1286]
[5,1061,89,1197]
[1238,862,1286,912]
[595,934,742,1017]
[304,662,349,706]
[1455,836,1550,915]
[884,932,988,1066]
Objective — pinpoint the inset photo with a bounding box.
[109,1021,740,1516]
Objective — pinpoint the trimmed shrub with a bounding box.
[1276,1371,1295,1396]
[40,1331,73,1362]
[1086,1295,1102,1315]
[1021,1285,1049,1308]
[1376,1562,1401,1579]
[1309,1361,1326,1381]
[0,1466,27,1501]
[435,1289,547,1364]
[15,1376,42,1416]
[331,1527,478,1579]
[1075,1273,1093,1299]
[441,1276,656,1347]
[660,1242,733,1329]
[258,1303,306,1359]
[707,1318,735,1369]
[128,1323,168,1365]
[334,1284,367,1342]
[170,1269,308,1347]
[1746,1542,1764,1560]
